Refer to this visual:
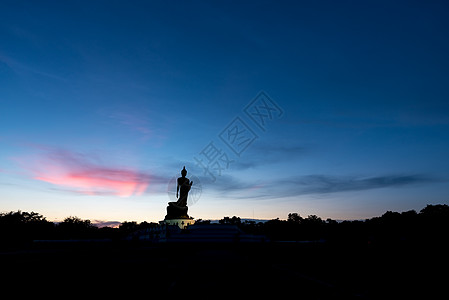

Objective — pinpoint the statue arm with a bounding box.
[176,181,179,198]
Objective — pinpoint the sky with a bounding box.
[1,0,449,224]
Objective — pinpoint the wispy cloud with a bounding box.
[283,174,434,195]
[99,106,170,145]
[0,53,68,82]
[206,173,437,199]
[107,111,153,140]
[232,142,308,170]
[15,147,155,197]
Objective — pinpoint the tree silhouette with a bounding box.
[56,216,97,239]
[287,213,302,223]
[219,216,241,225]
[119,221,138,232]
[0,210,54,246]
[420,204,449,218]
[1,204,448,246]
[304,214,323,224]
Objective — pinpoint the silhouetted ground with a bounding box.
[2,205,447,298]
[1,240,445,299]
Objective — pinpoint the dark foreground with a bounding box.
[1,240,445,299]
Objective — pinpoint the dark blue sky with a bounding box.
[1,0,448,222]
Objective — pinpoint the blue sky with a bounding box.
[1,0,448,223]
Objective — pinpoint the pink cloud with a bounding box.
[18,148,150,197]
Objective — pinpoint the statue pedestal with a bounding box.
[163,203,194,229]
[163,218,195,229]
[165,204,189,219]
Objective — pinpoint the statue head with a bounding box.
[181,166,187,177]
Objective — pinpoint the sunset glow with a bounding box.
[35,171,148,197]
[21,148,150,197]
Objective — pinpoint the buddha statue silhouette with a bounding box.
[165,166,193,219]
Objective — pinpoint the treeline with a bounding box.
[1,204,447,247]
[214,204,449,243]
[0,212,157,247]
